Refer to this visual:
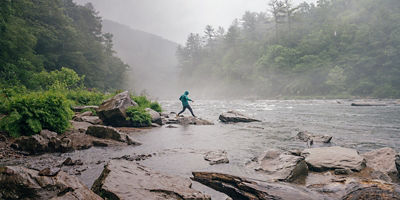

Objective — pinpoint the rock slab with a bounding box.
[219,111,260,123]
[362,147,398,180]
[302,146,366,172]
[97,91,137,127]
[192,172,323,200]
[0,165,102,200]
[248,149,308,182]
[86,125,141,145]
[92,160,210,200]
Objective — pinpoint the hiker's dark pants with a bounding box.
[178,105,195,117]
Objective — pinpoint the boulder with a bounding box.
[192,172,324,200]
[362,147,398,180]
[80,116,103,125]
[302,146,366,172]
[145,108,162,125]
[92,160,210,200]
[0,165,102,200]
[97,91,137,127]
[86,125,141,145]
[11,134,49,155]
[204,150,229,165]
[219,111,260,123]
[70,121,92,133]
[247,149,308,182]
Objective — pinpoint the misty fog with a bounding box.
[73,0,400,99]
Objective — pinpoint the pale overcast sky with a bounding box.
[74,0,317,44]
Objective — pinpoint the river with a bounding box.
[3,100,400,199]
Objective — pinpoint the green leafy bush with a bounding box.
[150,102,162,113]
[66,89,111,106]
[125,106,152,127]
[31,67,84,90]
[131,95,162,112]
[0,91,73,137]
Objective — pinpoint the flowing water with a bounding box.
[2,100,400,199]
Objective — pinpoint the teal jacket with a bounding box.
[179,91,192,107]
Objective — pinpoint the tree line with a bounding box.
[177,0,400,98]
[0,0,128,91]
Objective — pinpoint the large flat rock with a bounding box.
[362,147,398,180]
[301,146,366,172]
[247,149,308,182]
[0,165,102,200]
[219,111,260,123]
[92,160,210,200]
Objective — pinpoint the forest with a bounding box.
[0,0,127,90]
[177,0,400,98]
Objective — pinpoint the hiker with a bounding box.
[178,91,196,117]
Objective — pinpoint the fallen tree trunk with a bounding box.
[191,172,323,200]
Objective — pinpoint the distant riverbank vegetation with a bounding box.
[177,0,400,98]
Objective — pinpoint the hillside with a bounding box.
[102,20,179,98]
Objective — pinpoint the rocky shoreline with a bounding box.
[1,92,400,199]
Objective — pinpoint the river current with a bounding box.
[3,100,400,199]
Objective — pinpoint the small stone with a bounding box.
[92,140,108,147]
[166,125,178,128]
[62,157,82,166]
[334,168,352,175]
[38,167,60,176]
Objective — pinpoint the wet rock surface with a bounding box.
[302,146,366,172]
[0,165,102,200]
[219,110,260,123]
[97,91,137,127]
[146,108,162,125]
[297,131,332,147]
[247,149,308,182]
[162,113,214,126]
[192,172,324,200]
[362,147,399,181]
[92,160,211,200]
[204,150,229,165]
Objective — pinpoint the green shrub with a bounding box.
[0,91,73,137]
[150,102,162,113]
[66,89,111,106]
[131,95,162,112]
[31,67,84,90]
[125,106,152,127]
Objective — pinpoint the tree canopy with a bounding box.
[177,0,400,98]
[0,0,128,91]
